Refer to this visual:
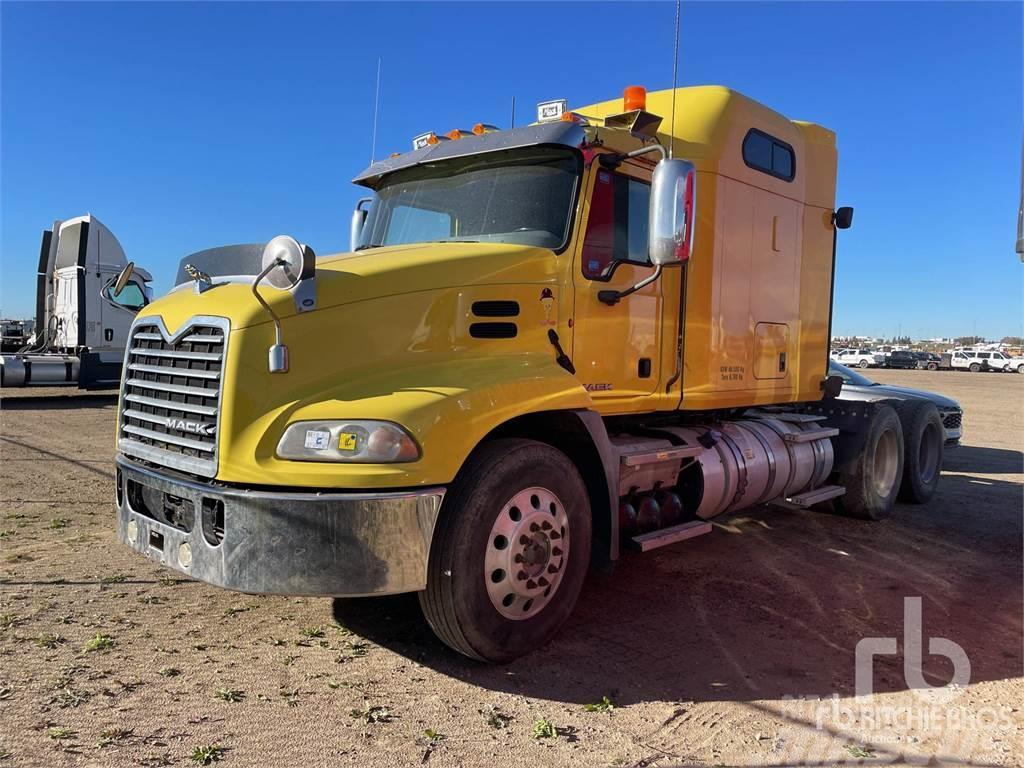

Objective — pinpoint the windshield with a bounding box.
[829,361,876,386]
[358,148,581,251]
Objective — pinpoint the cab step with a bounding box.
[773,484,846,509]
[626,519,713,552]
[782,426,839,443]
[619,444,704,467]
[746,409,828,424]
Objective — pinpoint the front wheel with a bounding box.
[969,363,982,373]
[1018,364,1024,374]
[419,438,592,663]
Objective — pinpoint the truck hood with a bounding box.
[314,242,560,310]
[147,241,561,333]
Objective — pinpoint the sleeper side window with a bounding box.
[743,129,796,182]
[580,169,651,279]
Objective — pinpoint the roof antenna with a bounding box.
[510,96,516,129]
[669,0,681,158]
[370,57,382,164]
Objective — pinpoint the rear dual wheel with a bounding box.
[419,439,591,663]
[892,400,944,504]
[834,405,904,520]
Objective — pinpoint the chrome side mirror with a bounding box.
[350,198,373,252]
[252,235,316,374]
[598,157,696,306]
[649,158,697,266]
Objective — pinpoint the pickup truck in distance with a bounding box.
[884,350,919,369]
[832,348,883,368]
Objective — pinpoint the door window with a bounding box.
[104,280,146,311]
[580,170,651,279]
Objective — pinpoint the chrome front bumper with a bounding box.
[115,456,444,597]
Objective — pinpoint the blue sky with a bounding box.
[1,1,1021,339]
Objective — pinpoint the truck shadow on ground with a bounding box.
[333,471,1022,705]
[0,393,118,410]
[942,445,1023,475]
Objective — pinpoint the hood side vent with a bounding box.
[470,322,517,339]
[472,300,520,317]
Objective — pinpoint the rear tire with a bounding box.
[834,405,904,520]
[927,362,938,371]
[419,438,591,663]
[858,359,869,369]
[891,401,944,504]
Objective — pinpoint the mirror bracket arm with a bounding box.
[597,264,663,306]
[252,258,289,373]
[597,143,668,172]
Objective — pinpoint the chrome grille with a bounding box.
[118,318,228,477]
[941,410,963,430]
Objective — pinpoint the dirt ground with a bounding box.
[1,369,1021,768]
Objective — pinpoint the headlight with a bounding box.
[276,420,420,463]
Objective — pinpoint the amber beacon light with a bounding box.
[623,85,647,111]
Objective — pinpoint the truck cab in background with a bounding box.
[1,215,152,388]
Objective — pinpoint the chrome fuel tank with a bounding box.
[659,418,834,519]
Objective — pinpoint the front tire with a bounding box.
[969,363,981,373]
[892,401,944,504]
[419,438,592,663]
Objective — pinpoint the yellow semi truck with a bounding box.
[113,86,945,662]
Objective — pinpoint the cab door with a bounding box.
[571,162,662,409]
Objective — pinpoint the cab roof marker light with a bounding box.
[410,132,450,151]
[472,123,499,135]
[446,129,473,140]
[536,98,568,123]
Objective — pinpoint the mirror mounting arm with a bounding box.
[252,258,289,373]
[597,264,663,306]
[598,143,667,171]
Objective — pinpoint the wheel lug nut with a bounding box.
[538,577,549,587]
[549,532,561,540]
[519,535,530,545]
[526,579,537,589]
[541,521,552,530]
[513,553,524,563]
[552,547,563,557]
[529,522,540,533]
[547,564,558,574]
[517,570,527,581]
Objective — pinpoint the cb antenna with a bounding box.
[670,0,681,158]
[370,57,382,164]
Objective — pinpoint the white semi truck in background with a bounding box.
[1,215,152,389]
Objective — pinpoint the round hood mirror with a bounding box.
[261,235,315,290]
